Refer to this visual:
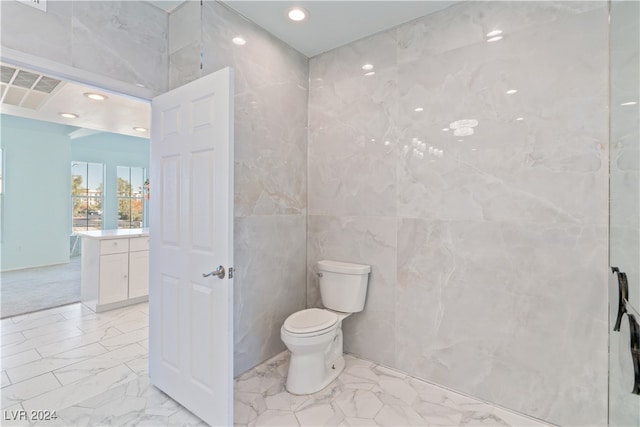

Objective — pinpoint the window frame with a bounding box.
[116,165,146,230]
[71,161,105,233]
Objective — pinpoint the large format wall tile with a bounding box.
[308,33,398,217]
[234,215,306,376]
[193,1,309,217]
[234,81,307,216]
[168,0,200,55]
[307,215,397,367]
[397,1,603,63]
[0,1,72,64]
[308,2,609,426]
[397,7,608,225]
[71,1,168,92]
[396,218,607,426]
[201,2,308,97]
[0,1,168,92]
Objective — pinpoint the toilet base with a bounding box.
[286,355,345,396]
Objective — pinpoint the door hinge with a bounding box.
[228,267,234,279]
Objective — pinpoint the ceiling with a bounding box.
[148,1,456,57]
[220,1,456,57]
[0,63,150,139]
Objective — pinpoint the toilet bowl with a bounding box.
[281,260,370,395]
[281,308,350,395]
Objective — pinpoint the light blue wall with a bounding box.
[71,132,149,230]
[0,115,150,271]
[0,115,72,271]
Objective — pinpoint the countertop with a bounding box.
[75,228,149,240]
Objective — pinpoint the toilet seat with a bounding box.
[283,308,338,336]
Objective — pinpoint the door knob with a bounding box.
[203,265,225,279]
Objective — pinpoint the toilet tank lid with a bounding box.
[318,260,371,274]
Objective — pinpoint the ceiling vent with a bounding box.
[0,65,63,110]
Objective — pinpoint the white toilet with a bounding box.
[281,260,371,395]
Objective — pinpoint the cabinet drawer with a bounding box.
[130,236,149,252]
[100,238,129,255]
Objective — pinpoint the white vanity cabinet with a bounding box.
[77,229,149,312]
[128,237,150,299]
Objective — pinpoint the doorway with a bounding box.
[0,62,150,318]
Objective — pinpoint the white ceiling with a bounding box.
[148,1,456,57]
[221,1,456,57]
[1,64,150,139]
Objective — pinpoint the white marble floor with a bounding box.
[1,302,549,426]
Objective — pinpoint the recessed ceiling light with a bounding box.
[414,107,424,112]
[232,36,246,46]
[487,36,503,42]
[516,117,524,121]
[506,89,518,95]
[59,112,78,119]
[621,101,638,106]
[442,128,450,131]
[486,30,503,37]
[364,71,376,77]
[135,83,146,88]
[288,7,307,22]
[84,92,107,101]
[133,127,148,132]
[362,64,374,71]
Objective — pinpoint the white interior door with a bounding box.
[149,67,234,426]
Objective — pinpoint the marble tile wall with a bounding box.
[0,1,168,92]
[168,1,308,377]
[307,2,609,426]
[608,1,640,425]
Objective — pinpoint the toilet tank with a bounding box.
[318,260,371,313]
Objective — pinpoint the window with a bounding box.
[71,162,104,232]
[117,166,145,229]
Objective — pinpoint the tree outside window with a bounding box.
[71,162,104,232]
[117,166,145,229]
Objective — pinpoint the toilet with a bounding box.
[281,260,371,395]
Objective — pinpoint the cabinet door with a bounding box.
[99,253,129,305]
[129,250,149,299]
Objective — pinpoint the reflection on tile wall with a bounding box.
[169,1,308,376]
[0,0,168,92]
[308,2,609,425]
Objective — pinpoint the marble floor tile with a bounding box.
[36,326,122,358]
[2,327,84,358]
[98,326,148,351]
[52,343,146,385]
[21,363,137,414]
[1,302,549,427]
[1,313,67,336]
[1,403,29,427]
[2,370,11,387]
[1,373,61,409]
[1,349,42,370]
[2,331,27,347]
[5,343,107,384]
